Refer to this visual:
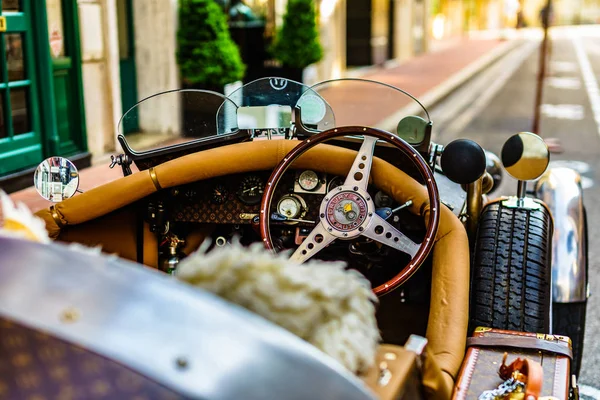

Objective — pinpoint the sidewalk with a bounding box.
[7,32,522,215]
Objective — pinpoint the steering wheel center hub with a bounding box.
[325,191,368,232]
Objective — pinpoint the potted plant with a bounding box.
[177,0,246,136]
[270,0,323,82]
[177,0,246,92]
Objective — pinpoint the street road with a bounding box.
[432,25,600,395]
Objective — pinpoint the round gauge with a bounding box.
[327,176,344,192]
[277,195,302,219]
[374,191,394,208]
[298,170,319,191]
[212,184,229,204]
[237,175,264,205]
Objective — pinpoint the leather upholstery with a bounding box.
[36,140,470,396]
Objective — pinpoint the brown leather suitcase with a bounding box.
[452,327,572,400]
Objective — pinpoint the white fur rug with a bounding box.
[176,241,380,374]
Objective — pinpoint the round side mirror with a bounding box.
[34,157,80,202]
[501,132,549,181]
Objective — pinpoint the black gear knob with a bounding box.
[440,139,487,185]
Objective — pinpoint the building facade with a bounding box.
[0,0,87,191]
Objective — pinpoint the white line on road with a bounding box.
[572,31,600,136]
[580,383,600,399]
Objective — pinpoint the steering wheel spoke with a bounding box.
[343,135,378,191]
[362,214,419,258]
[290,223,336,263]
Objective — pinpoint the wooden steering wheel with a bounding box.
[259,127,440,295]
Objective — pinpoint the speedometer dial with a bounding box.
[237,175,264,205]
[298,170,319,191]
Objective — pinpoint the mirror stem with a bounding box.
[517,180,527,206]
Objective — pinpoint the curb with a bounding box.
[375,37,524,131]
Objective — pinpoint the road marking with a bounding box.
[580,383,600,399]
[572,32,600,136]
[550,61,578,72]
[546,77,582,89]
[541,104,585,120]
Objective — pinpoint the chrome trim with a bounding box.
[466,177,483,237]
[501,196,545,211]
[535,167,588,303]
[0,238,374,400]
[149,167,162,190]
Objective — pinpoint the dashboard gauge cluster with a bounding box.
[276,194,308,223]
[236,175,265,205]
[211,184,229,204]
[294,170,327,194]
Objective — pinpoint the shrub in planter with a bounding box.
[177,0,246,89]
[270,0,323,81]
[177,0,246,136]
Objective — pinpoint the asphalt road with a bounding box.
[431,25,600,393]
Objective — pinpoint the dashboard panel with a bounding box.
[166,170,329,226]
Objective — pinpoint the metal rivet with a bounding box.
[433,208,437,212]
[175,357,189,369]
[320,213,325,218]
[334,129,338,132]
[60,308,80,323]
[363,128,367,131]
[368,213,373,217]
[359,227,364,232]
[353,186,358,191]
[343,233,348,237]
[307,139,311,142]
[327,227,332,232]
[337,187,342,191]
[366,197,370,201]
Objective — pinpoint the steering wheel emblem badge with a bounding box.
[325,191,368,232]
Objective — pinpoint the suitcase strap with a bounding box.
[466,336,573,359]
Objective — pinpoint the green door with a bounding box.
[45,0,87,157]
[0,0,44,175]
[118,0,139,133]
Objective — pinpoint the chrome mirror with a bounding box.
[34,157,80,202]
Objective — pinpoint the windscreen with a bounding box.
[118,89,239,153]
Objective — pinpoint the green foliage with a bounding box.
[177,0,246,86]
[271,0,323,69]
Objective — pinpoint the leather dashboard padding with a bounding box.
[361,344,422,400]
[35,139,469,391]
[452,328,571,400]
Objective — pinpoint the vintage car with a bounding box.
[0,77,587,399]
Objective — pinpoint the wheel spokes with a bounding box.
[362,214,419,258]
[343,135,378,191]
[289,223,336,263]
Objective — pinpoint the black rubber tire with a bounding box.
[553,302,586,376]
[470,202,553,334]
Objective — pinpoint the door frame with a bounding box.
[33,0,87,157]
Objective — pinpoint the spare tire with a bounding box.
[470,201,552,334]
